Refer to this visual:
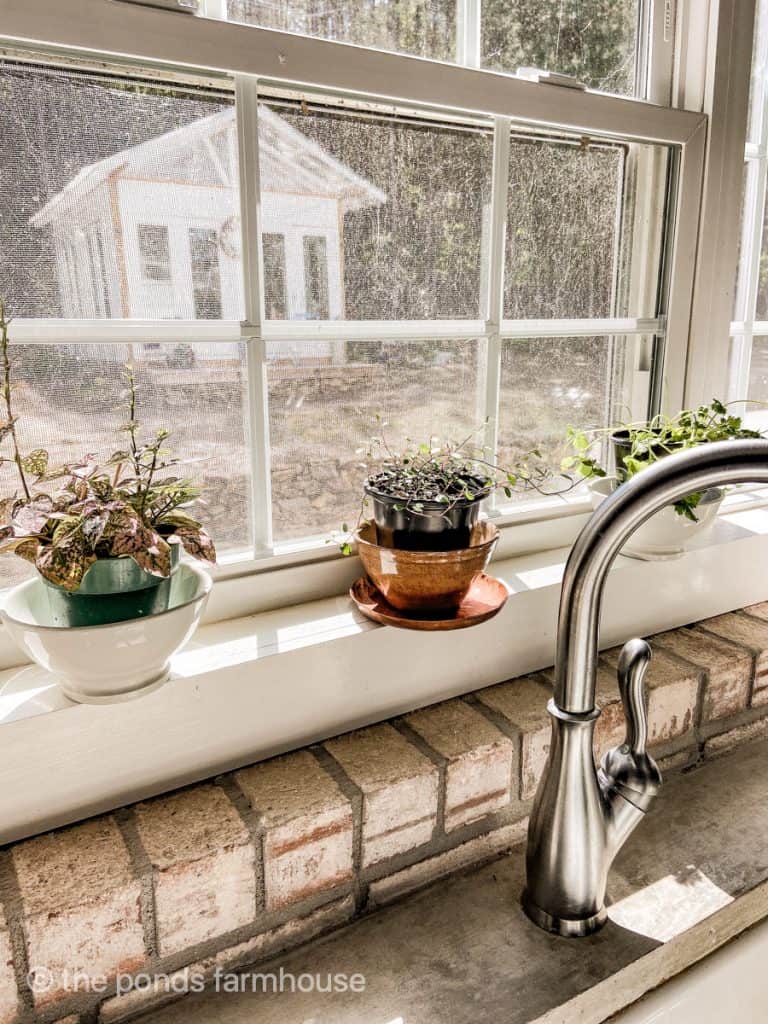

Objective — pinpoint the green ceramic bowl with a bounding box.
[41,543,181,627]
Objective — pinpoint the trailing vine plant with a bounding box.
[562,400,765,520]
[337,418,580,554]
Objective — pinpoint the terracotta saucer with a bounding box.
[350,574,509,631]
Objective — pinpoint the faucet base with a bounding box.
[521,891,607,937]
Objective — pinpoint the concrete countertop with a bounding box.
[141,738,768,1024]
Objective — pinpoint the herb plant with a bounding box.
[0,301,216,591]
[563,400,765,520]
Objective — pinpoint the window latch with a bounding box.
[515,68,587,91]
[112,0,199,14]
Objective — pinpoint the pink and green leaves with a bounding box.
[36,530,96,591]
[171,526,216,565]
[0,344,217,592]
[104,507,172,578]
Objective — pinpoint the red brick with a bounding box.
[325,724,438,867]
[134,786,255,956]
[652,627,751,720]
[236,750,353,910]
[13,817,145,1009]
[698,611,768,705]
[0,908,18,1024]
[475,677,552,800]
[405,700,514,831]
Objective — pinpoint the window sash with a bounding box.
[2,1,699,138]
[1,8,706,565]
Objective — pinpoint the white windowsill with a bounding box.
[3,499,768,843]
[0,489,597,673]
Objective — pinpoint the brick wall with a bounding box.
[3,607,768,1024]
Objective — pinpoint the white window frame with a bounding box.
[0,0,706,603]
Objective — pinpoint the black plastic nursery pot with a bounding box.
[610,430,722,509]
[610,430,684,481]
[41,543,181,627]
[364,480,491,552]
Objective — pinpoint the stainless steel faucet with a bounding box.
[522,438,768,937]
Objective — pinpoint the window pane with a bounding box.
[748,0,768,145]
[755,180,768,321]
[746,336,768,404]
[497,335,646,482]
[267,338,486,541]
[189,228,224,318]
[259,102,493,320]
[225,1,456,61]
[0,342,252,589]
[303,236,330,319]
[263,234,288,318]
[482,0,640,96]
[138,225,172,282]
[733,162,750,321]
[504,137,669,319]
[0,62,242,319]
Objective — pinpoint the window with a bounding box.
[0,62,239,319]
[138,225,172,282]
[189,227,223,318]
[303,236,330,320]
[268,337,485,540]
[263,234,287,318]
[0,342,253,589]
[95,229,113,317]
[224,0,457,62]
[731,0,768,423]
[0,1,705,590]
[257,101,491,321]
[481,0,641,94]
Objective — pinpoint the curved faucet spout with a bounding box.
[524,438,768,937]
[556,438,768,713]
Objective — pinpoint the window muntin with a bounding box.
[258,102,493,321]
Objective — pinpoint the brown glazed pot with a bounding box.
[355,520,499,612]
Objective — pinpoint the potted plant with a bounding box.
[0,300,216,628]
[563,400,765,558]
[342,426,576,614]
[350,426,574,554]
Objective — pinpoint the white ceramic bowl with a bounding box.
[587,477,723,560]
[0,563,211,704]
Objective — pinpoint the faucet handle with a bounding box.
[617,637,651,757]
[601,638,661,809]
